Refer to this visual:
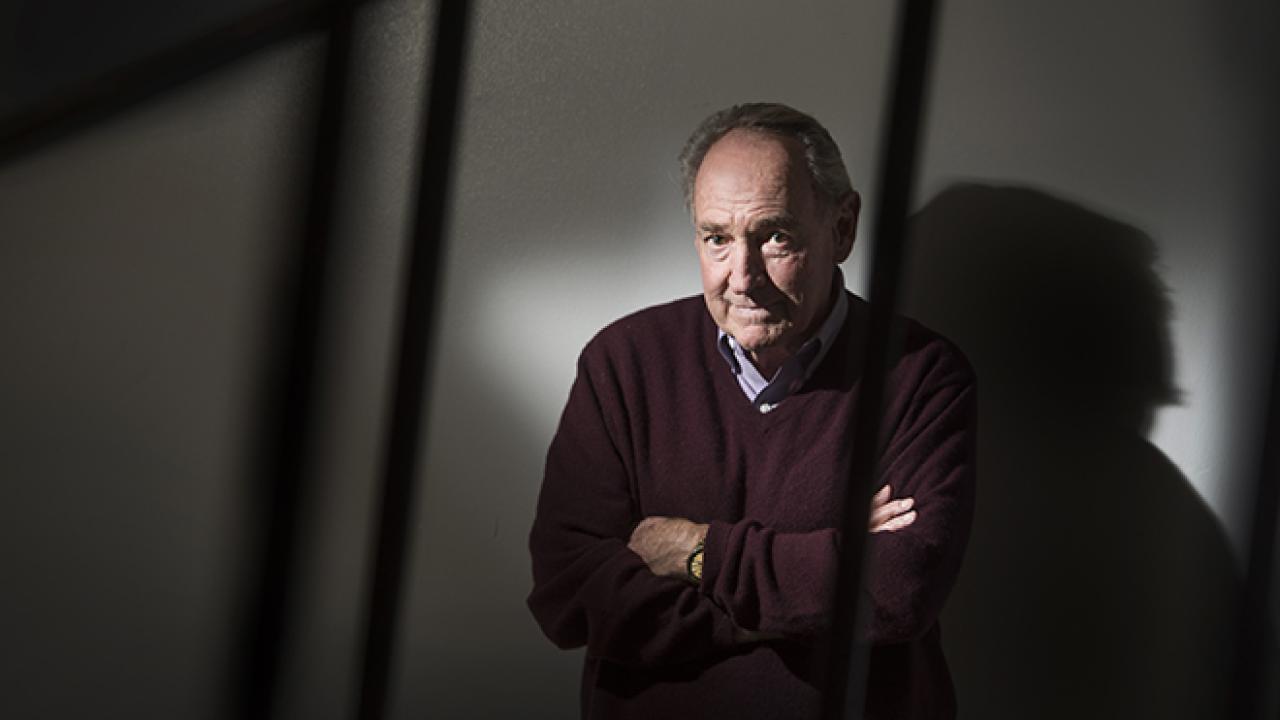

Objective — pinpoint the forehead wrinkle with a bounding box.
[694,199,790,236]
[693,167,793,223]
[694,187,799,232]
[750,212,799,229]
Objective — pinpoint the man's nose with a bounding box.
[728,244,765,294]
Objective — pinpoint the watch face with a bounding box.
[689,549,704,581]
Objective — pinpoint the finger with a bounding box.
[630,518,659,543]
[633,515,671,536]
[868,487,892,528]
[877,509,917,533]
[868,496,913,526]
[868,504,893,528]
[870,506,917,533]
[872,484,891,507]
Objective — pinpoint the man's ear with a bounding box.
[833,191,861,263]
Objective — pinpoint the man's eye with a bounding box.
[705,234,728,246]
[766,231,791,246]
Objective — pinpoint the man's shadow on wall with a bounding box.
[903,183,1240,719]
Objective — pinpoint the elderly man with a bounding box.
[528,103,976,719]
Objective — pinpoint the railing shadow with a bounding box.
[904,182,1240,719]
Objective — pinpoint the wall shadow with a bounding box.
[903,183,1241,719]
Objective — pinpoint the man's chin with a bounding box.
[731,327,786,353]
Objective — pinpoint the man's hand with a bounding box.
[627,516,709,579]
[869,484,916,533]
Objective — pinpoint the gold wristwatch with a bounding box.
[686,541,705,584]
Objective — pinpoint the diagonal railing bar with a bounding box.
[353,2,473,719]
[234,2,359,719]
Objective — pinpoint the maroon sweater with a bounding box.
[528,293,976,719]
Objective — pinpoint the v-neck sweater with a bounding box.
[528,292,977,720]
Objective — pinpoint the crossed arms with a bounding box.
[625,486,918,644]
[627,484,918,584]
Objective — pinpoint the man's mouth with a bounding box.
[730,303,780,319]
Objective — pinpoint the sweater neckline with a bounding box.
[700,295,864,428]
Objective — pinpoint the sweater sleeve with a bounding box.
[699,344,977,645]
[527,349,741,667]
[863,367,976,644]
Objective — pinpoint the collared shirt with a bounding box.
[716,271,849,413]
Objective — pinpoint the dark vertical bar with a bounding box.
[353,2,472,719]
[821,1,940,718]
[236,2,357,719]
[1228,270,1280,716]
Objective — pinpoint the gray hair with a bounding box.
[677,102,853,209]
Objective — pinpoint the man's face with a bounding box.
[692,129,858,369]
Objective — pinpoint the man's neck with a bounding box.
[747,346,793,380]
